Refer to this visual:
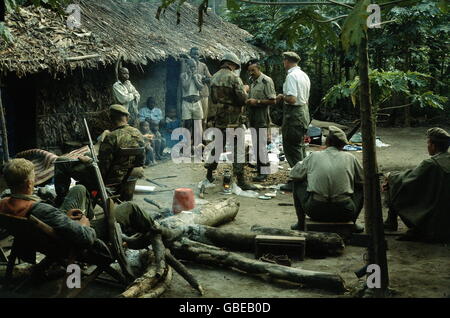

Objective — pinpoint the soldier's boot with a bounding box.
[252,174,267,182]
[206,168,215,183]
[236,174,258,191]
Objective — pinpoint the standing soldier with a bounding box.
[246,61,277,182]
[276,52,311,192]
[189,47,212,128]
[205,53,257,191]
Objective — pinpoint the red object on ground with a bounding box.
[172,188,196,214]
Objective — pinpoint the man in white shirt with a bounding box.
[276,52,311,192]
[113,67,140,126]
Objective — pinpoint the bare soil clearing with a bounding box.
[1,127,448,298]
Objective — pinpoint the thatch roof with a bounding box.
[0,0,262,77]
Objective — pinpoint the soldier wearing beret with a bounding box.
[54,105,145,206]
[289,126,364,232]
[276,52,311,192]
[383,127,450,243]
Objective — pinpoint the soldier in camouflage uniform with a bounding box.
[54,105,145,205]
[205,53,257,191]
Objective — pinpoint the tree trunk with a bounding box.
[170,238,346,292]
[160,198,240,229]
[182,224,344,257]
[0,84,10,162]
[358,34,389,296]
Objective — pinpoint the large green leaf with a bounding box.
[323,69,446,110]
[273,8,339,52]
[341,0,370,51]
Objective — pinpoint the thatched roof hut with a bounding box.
[0,0,262,77]
[0,0,262,154]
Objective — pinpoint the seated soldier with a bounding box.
[149,119,167,161]
[290,126,364,232]
[0,159,178,256]
[139,121,156,167]
[54,105,145,205]
[383,127,450,243]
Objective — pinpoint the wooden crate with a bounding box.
[255,235,306,261]
[306,218,355,238]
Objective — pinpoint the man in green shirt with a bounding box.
[246,61,277,182]
[383,127,450,243]
[290,126,364,232]
[54,105,145,206]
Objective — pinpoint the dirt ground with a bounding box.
[134,126,450,298]
[1,126,449,298]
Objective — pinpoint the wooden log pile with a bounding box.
[120,197,348,297]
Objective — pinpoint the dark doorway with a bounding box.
[3,74,37,155]
[165,57,181,115]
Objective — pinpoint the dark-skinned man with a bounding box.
[113,67,140,126]
[189,47,212,129]
[205,53,257,191]
[180,58,204,153]
[0,159,179,262]
[246,60,277,182]
[276,52,311,192]
[383,127,450,243]
[54,105,145,207]
[290,126,364,232]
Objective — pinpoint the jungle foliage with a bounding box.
[224,0,449,126]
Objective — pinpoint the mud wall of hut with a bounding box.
[35,66,116,152]
[34,61,171,152]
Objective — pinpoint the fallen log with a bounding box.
[251,225,345,257]
[120,251,172,298]
[160,198,240,229]
[184,224,255,252]
[170,238,347,293]
[182,224,344,257]
[139,267,173,298]
[165,249,204,295]
[151,234,166,278]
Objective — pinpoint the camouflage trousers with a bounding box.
[60,185,159,241]
[204,128,245,177]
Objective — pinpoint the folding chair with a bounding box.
[0,212,127,297]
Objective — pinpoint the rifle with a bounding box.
[83,118,135,282]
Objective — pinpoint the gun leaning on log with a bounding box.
[83,118,135,283]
